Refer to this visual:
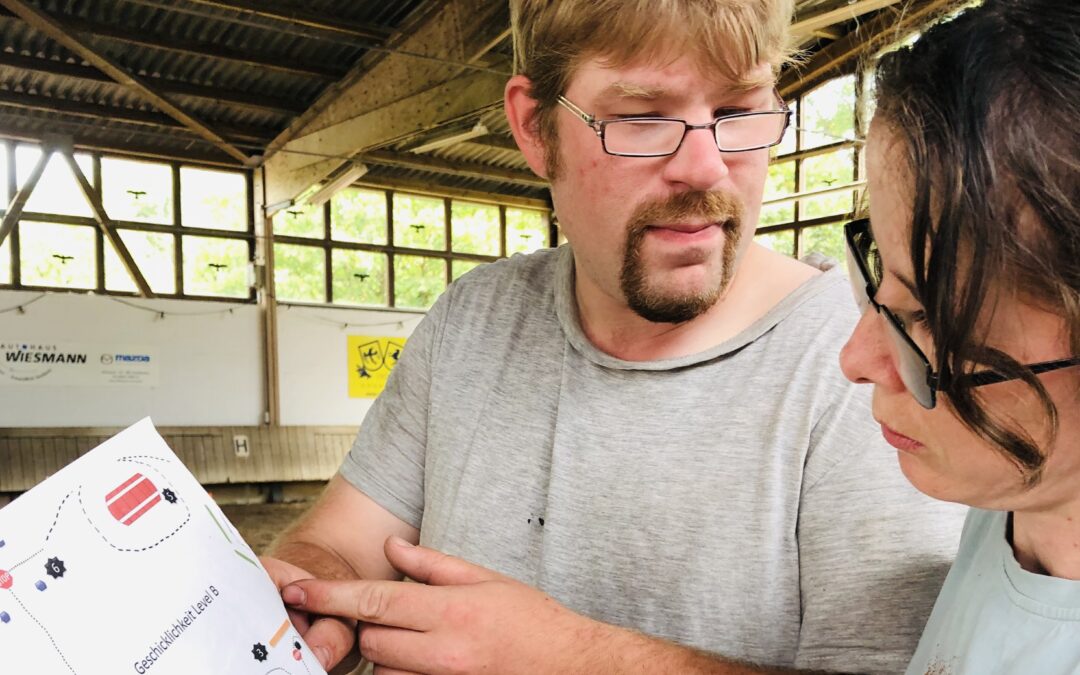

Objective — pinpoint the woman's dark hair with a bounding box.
[874,0,1080,483]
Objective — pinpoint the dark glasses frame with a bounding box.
[844,217,1080,409]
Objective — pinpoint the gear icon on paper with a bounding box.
[252,643,268,662]
[162,488,178,504]
[45,557,66,579]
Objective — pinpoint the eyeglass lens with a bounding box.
[602,112,788,155]
[845,225,936,408]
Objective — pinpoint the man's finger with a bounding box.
[285,578,438,631]
[384,536,500,586]
[360,624,433,674]
[301,615,357,671]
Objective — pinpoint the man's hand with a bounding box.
[261,555,358,671]
[281,537,605,675]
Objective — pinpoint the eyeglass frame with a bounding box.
[844,217,1080,409]
[556,90,792,157]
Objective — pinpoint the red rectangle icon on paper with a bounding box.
[105,473,161,526]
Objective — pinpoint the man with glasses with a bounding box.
[264,1,965,673]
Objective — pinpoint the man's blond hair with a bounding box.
[510,0,796,177]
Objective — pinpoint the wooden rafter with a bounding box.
[0,0,249,164]
[779,0,956,98]
[0,91,274,145]
[0,9,345,81]
[60,149,155,297]
[183,0,392,42]
[0,52,305,116]
[791,0,903,39]
[0,145,47,249]
[360,150,546,189]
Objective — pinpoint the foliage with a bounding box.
[183,235,248,298]
[394,194,445,250]
[104,230,176,294]
[181,167,247,231]
[800,223,846,262]
[332,249,387,306]
[332,188,386,244]
[506,208,547,255]
[101,157,173,225]
[19,221,96,289]
[451,202,499,255]
[274,243,326,303]
[394,255,446,309]
[755,230,794,257]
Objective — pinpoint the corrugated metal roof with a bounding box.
[0,0,942,200]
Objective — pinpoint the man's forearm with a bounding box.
[268,535,359,582]
[578,620,833,675]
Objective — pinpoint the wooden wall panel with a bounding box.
[0,426,359,492]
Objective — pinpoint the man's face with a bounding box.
[547,54,775,323]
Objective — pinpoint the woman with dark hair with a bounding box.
[840,0,1080,670]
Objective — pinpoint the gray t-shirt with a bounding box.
[341,246,965,673]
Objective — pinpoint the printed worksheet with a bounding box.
[0,418,327,675]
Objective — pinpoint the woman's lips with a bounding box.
[881,424,924,453]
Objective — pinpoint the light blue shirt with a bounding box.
[908,508,1080,674]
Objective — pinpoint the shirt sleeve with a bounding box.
[337,283,456,529]
[793,383,967,674]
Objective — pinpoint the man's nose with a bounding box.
[661,125,730,190]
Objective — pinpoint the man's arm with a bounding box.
[285,538,841,675]
[262,475,419,670]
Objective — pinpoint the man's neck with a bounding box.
[574,244,820,362]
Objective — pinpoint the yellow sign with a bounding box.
[347,335,407,398]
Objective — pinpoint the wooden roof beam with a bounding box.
[183,0,392,42]
[360,150,546,189]
[779,0,956,99]
[0,52,305,116]
[0,0,250,163]
[791,0,904,39]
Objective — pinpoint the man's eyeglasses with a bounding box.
[844,217,1080,409]
[557,91,791,158]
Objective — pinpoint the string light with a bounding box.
[282,304,422,332]
[0,294,46,315]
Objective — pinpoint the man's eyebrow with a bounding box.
[599,81,667,100]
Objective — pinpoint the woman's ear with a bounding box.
[504,74,552,180]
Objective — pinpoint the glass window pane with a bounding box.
[451,201,500,255]
[755,229,795,257]
[393,194,445,250]
[0,233,11,285]
[0,143,8,206]
[180,167,247,231]
[331,188,387,244]
[800,75,855,149]
[275,203,324,239]
[19,221,96,289]
[101,157,173,224]
[802,149,856,220]
[273,243,325,303]
[394,255,446,309]
[182,235,249,297]
[332,249,387,306]
[506,208,548,255]
[451,259,483,280]
[16,146,95,217]
[799,223,845,262]
[104,230,176,294]
[761,161,795,226]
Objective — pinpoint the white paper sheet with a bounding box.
[0,418,327,675]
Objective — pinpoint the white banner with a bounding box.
[0,340,159,386]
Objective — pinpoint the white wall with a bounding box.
[276,304,421,426]
[0,289,423,428]
[0,290,265,427]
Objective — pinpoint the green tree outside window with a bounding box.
[451,202,500,255]
[275,203,324,239]
[274,243,326,303]
[800,222,845,262]
[802,149,856,220]
[332,249,387,306]
[506,208,547,255]
[181,167,247,231]
[394,255,446,309]
[104,230,176,294]
[101,158,173,225]
[760,161,795,226]
[332,188,387,244]
[19,221,96,289]
[182,235,249,297]
[393,194,445,250]
[755,230,795,257]
[800,75,856,149]
[451,260,483,281]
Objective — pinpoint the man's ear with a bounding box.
[505,74,551,180]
